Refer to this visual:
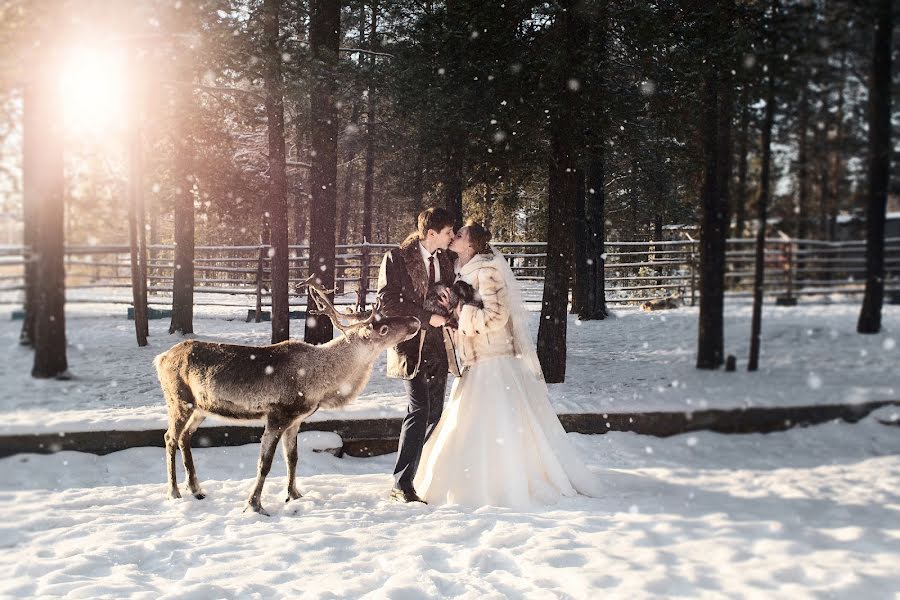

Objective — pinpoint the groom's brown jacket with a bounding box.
[376,235,459,380]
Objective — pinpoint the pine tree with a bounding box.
[857,0,894,334]
[305,0,341,345]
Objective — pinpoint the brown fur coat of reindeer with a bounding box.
[153,281,420,515]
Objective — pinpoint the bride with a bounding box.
[413,221,602,509]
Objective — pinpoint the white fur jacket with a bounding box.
[455,254,516,367]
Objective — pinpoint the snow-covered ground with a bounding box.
[0,298,898,434]
[1,408,898,598]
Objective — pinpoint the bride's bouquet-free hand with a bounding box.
[424,280,482,328]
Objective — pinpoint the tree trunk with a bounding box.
[537,0,583,383]
[30,66,68,379]
[696,73,723,369]
[263,0,290,343]
[715,10,734,286]
[339,162,356,244]
[581,156,609,320]
[571,170,587,315]
[127,83,149,347]
[748,0,779,372]
[362,0,377,246]
[19,84,39,347]
[337,105,360,296]
[652,214,663,242]
[735,84,750,238]
[338,102,360,246]
[305,0,341,345]
[293,117,309,245]
[857,0,893,334]
[577,0,609,322]
[696,0,734,370]
[412,129,426,215]
[829,53,849,234]
[445,128,466,230]
[168,51,195,336]
[795,77,810,240]
[358,1,377,306]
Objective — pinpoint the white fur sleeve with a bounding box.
[457,266,510,336]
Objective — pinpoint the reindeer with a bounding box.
[153,281,421,515]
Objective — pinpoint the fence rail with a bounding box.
[1,238,898,309]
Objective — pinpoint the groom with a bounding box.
[376,207,458,503]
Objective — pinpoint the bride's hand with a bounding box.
[438,288,452,310]
[429,314,448,327]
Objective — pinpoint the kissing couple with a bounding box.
[376,207,602,509]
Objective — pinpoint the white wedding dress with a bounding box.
[413,250,602,509]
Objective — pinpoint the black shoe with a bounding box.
[390,487,427,504]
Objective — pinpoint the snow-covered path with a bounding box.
[1,300,898,435]
[2,410,898,599]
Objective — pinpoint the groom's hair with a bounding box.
[417,207,454,238]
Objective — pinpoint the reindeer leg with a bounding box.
[245,413,290,516]
[164,413,189,500]
[179,411,207,499]
[162,374,196,501]
[281,421,303,502]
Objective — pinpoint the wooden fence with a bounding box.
[1,237,899,310]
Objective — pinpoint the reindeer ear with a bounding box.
[378,324,389,336]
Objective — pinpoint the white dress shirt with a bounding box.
[419,242,441,283]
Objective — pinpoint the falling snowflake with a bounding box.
[807,372,822,390]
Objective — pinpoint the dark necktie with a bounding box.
[428,255,436,285]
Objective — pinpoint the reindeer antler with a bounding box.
[303,277,377,339]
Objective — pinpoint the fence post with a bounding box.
[689,245,697,307]
[785,241,794,301]
[776,235,798,306]
[336,245,346,295]
[255,246,265,322]
[357,240,370,312]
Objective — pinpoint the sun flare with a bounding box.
[58,46,130,136]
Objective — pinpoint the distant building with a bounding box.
[835,211,900,241]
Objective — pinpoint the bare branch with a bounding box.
[339,47,395,59]
[163,80,265,102]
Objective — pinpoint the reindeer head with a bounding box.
[302,277,420,345]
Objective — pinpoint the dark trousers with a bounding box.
[393,338,448,491]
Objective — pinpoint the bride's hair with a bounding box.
[465,220,492,255]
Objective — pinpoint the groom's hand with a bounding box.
[429,314,448,328]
